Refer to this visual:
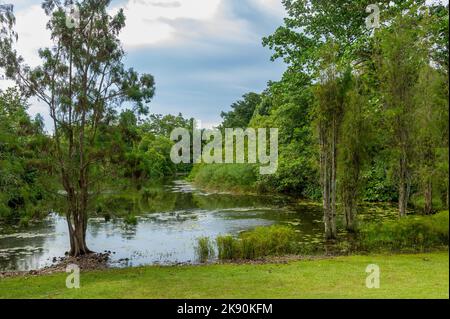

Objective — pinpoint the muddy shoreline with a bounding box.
[0,252,111,278]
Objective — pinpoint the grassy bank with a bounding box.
[196,212,449,262]
[0,252,448,299]
[188,164,258,194]
[359,210,449,251]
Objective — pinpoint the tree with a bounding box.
[375,13,426,217]
[313,42,350,239]
[249,71,318,198]
[0,88,52,222]
[428,4,449,209]
[262,0,443,223]
[428,3,449,75]
[142,113,193,137]
[413,65,447,214]
[262,0,423,75]
[220,93,261,129]
[338,79,370,231]
[0,0,155,256]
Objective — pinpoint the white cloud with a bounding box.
[112,0,256,48]
[0,78,15,91]
[1,0,283,130]
[124,0,221,20]
[249,0,285,17]
[14,4,52,67]
[6,1,258,58]
[1,5,52,128]
[9,1,247,60]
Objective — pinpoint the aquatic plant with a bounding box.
[217,225,298,260]
[124,214,138,225]
[359,211,449,251]
[195,236,215,263]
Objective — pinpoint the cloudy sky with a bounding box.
[1,0,287,129]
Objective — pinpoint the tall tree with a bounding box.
[262,0,423,75]
[375,13,425,217]
[0,0,155,256]
[413,65,447,214]
[314,42,350,239]
[428,4,449,209]
[338,78,370,231]
[262,0,429,235]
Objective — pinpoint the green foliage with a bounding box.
[251,72,319,197]
[189,71,321,198]
[216,225,298,260]
[0,0,447,254]
[338,83,371,202]
[142,113,193,137]
[428,3,449,72]
[239,225,297,259]
[216,235,241,260]
[255,144,320,198]
[220,93,261,129]
[0,88,54,222]
[1,0,159,255]
[100,110,193,183]
[412,64,449,213]
[195,237,215,263]
[359,211,449,251]
[189,164,257,193]
[124,214,138,226]
[189,1,450,222]
[361,159,398,202]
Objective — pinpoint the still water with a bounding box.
[0,180,396,271]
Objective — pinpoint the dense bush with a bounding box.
[359,211,449,251]
[189,164,257,193]
[240,225,298,258]
[361,161,398,202]
[0,88,54,223]
[216,225,298,260]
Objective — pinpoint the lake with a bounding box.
[0,180,397,271]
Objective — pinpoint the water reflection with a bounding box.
[0,180,397,271]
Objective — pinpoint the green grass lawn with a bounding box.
[0,252,448,299]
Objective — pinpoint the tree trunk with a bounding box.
[322,143,337,240]
[445,181,449,209]
[398,155,408,217]
[424,178,432,215]
[330,118,337,239]
[343,194,356,232]
[323,162,332,239]
[443,180,449,210]
[323,177,336,239]
[399,181,407,217]
[66,201,92,257]
[320,123,337,240]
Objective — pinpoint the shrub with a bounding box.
[189,164,257,193]
[217,235,241,260]
[359,211,449,251]
[124,214,138,225]
[217,225,298,260]
[195,237,215,263]
[240,225,297,258]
